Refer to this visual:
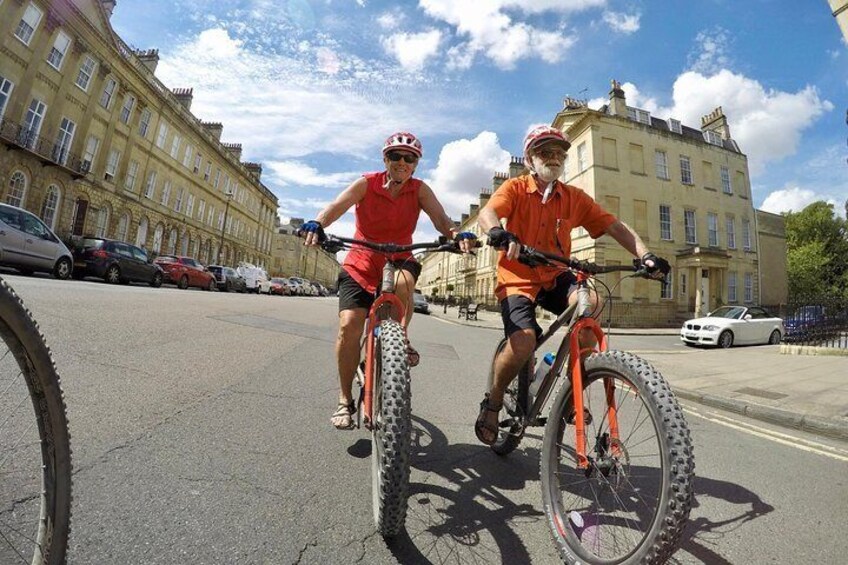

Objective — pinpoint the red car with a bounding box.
[153,255,216,291]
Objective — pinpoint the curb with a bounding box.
[674,388,848,442]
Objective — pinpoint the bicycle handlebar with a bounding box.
[517,245,662,280]
[320,235,481,255]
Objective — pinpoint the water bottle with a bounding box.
[530,352,555,396]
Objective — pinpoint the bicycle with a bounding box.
[0,277,72,564]
[320,234,474,538]
[485,246,694,564]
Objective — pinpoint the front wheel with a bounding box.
[486,337,531,456]
[718,330,733,349]
[150,272,163,288]
[540,351,694,564]
[371,319,412,538]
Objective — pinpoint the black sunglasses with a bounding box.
[386,151,418,164]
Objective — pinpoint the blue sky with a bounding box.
[110,0,847,238]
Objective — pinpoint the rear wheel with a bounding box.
[0,278,72,564]
[718,330,733,349]
[486,337,531,456]
[105,264,121,284]
[768,329,781,345]
[53,257,72,280]
[371,319,412,538]
[540,351,694,564]
[206,279,215,291]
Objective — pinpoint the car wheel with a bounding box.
[53,257,72,280]
[151,272,163,288]
[207,279,215,291]
[718,330,734,349]
[105,264,121,284]
[225,281,232,292]
[178,275,189,289]
[768,329,781,345]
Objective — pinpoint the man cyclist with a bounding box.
[474,125,669,445]
[300,132,477,429]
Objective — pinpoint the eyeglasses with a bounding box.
[386,151,418,164]
[537,148,567,160]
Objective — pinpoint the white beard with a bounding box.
[531,156,563,183]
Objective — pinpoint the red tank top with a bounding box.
[342,171,422,293]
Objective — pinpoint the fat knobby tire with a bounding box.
[487,337,530,456]
[0,278,72,564]
[372,319,412,537]
[540,350,694,564]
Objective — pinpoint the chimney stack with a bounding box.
[508,155,525,178]
[608,79,627,117]
[134,48,159,73]
[201,121,224,141]
[700,106,732,140]
[172,88,193,111]
[244,162,263,181]
[223,143,242,160]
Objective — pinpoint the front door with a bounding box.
[700,269,710,315]
[71,198,88,236]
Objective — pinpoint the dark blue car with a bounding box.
[783,305,836,342]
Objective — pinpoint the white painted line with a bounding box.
[682,404,848,462]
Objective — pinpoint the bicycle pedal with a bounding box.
[567,410,593,425]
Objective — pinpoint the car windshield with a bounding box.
[413,293,426,303]
[709,306,746,319]
[80,238,104,249]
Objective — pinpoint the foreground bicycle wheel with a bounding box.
[371,319,412,537]
[486,338,531,456]
[540,351,693,564]
[0,279,72,564]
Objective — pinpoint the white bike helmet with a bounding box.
[382,131,423,158]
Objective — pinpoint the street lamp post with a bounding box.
[217,189,234,265]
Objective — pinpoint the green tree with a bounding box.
[784,201,848,298]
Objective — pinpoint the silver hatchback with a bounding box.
[0,203,73,279]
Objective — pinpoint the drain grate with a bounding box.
[734,387,788,400]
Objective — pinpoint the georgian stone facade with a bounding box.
[271,219,340,289]
[0,0,278,267]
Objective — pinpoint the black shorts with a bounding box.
[337,261,422,312]
[500,271,579,338]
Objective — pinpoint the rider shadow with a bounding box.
[672,475,775,564]
[387,416,545,564]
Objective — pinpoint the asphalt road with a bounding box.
[4,273,847,564]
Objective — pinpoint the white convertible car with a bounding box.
[680,305,784,348]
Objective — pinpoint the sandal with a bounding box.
[474,393,502,445]
[406,344,420,368]
[331,401,356,430]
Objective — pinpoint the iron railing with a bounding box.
[0,117,88,177]
[763,297,848,348]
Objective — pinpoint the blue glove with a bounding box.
[297,220,325,242]
[454,231,477,242]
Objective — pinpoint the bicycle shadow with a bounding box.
[671,474,774,564]
[386,415,545,564]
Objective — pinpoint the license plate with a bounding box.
[685,333,697,339]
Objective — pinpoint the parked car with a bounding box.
[154,255,216,290]
[288,276,309,296]
[269,277,290,296]
[236,263,271,294]
[783,305,843,342]
[0,203,73,279]
[680,305,784,348]
[413,291,430,314]
[207,265,247,293]
[71,237,163,287]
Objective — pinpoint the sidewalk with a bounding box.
[427,304,848,441]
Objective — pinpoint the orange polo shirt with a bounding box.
[485,175,616,301]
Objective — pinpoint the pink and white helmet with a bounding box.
[523,126,571,160]
[382,131,423,158]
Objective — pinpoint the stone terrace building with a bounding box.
[271,218,340,290]
[0,0,278,267]
[418,81,788,326]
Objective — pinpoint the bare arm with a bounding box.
[477,206,502,233]
[302,177,366,245]
[418,182,456,239]
[604,219,649,259]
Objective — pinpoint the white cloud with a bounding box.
[381,29,443,71]
[418,0,601,69]
[687,27,733,75]
[760,187,840,215]
[377,9,406,30]
[423,131,511,216]
[602,11,640,34]
[264,160,359,189]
